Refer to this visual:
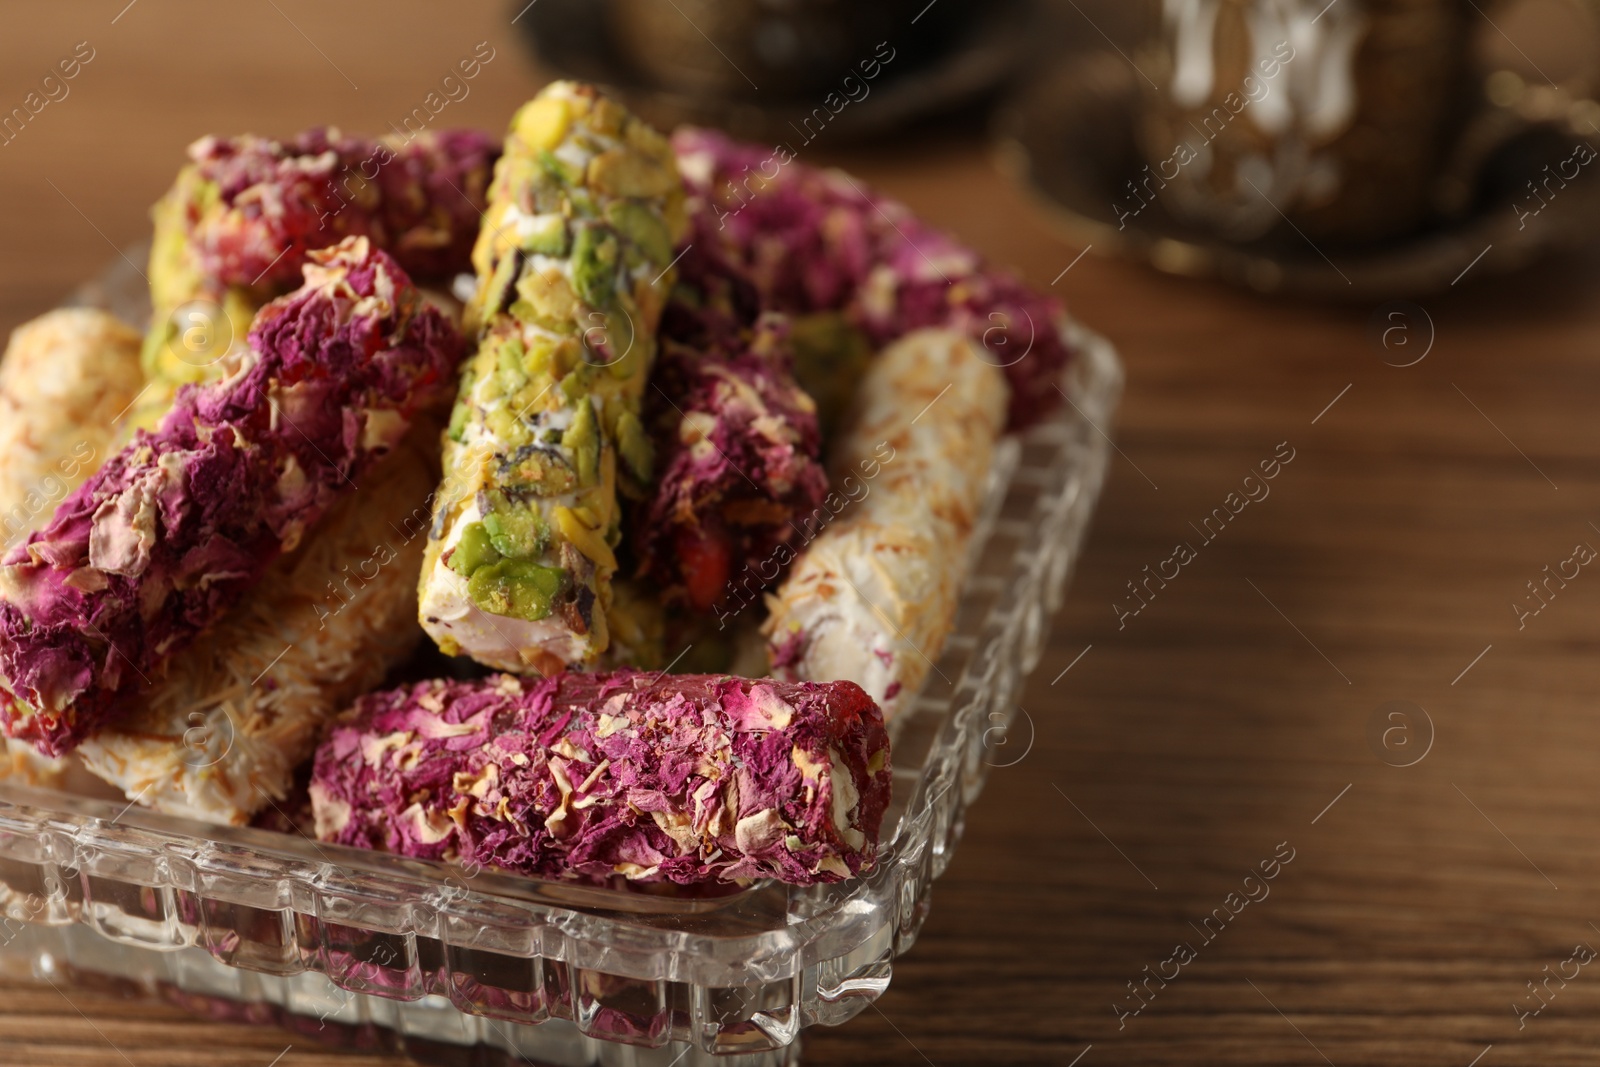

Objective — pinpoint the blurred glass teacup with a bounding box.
[605,0,962,99]
[1133,0,1600,246]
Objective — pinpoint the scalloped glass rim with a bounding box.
[0,250,1121,1055]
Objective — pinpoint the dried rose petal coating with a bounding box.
[310,671,891,887]
[0,309,145,787]
[634,261,828,615]
[672,127,1071,429]
[141,127,496,425]
[151,127,497,311]
[76,424,442,825]
[0,238,466,755]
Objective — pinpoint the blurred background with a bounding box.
[9,2,1600,1065]
[9,0,1600,313]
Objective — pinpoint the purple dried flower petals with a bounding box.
[672,127,1073,429]
[0,238,466,755]
[310,671,892,887]
[635,265,829,613]
[165,127,498,303]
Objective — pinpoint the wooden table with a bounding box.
[4,2,1600,1064]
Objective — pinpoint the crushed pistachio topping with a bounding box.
[419,82,686,670]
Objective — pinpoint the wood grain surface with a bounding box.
[3,1,1600,1065]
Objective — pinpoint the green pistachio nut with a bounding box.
[485,404,523,448]
[537,148,582,187]
[602,309,641,377]
[562,398,601,487]
[496,336,528,393]
[571,224,618,308]
[481,497,548,559]
[448,522,502,578]
[615,408,653,483]
[447,398,473,444]
[520,212,569,256]
[478,249,521,325]
[501,443,578,496]
[467,559,568,621]
[520,336,555,379]
[559,363,592,404]
[604,200,673,266]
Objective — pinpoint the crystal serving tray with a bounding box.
[0,254,1120,1065]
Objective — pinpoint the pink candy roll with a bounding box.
[672,127,1072,430]
[139,128,493,430]
[0,238,465,755]
[154,127,498,309]
[634,264,828,615]
[310,671,892,887]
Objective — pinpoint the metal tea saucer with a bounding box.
[994,54,1600,300]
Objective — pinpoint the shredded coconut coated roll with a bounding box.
[0,308,146,783]
[762,329,1007,722]
[0,309,144,554]
[0,238,465,755]
[310,670,891,887]
[418,82,686,675]
[77,425,441,824]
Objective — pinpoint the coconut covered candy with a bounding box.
[76,423,443,825]
[139,127,497,426]
[310,671,892,887]
[0,310,146,785]
[0,237,465,755]
[763,329,1008,723]
[671,127,1071,430]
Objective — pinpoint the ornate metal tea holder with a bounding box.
[997,10,1600,299]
